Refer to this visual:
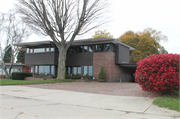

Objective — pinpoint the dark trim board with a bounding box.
[119,63,137,68]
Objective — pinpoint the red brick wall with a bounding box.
[0,75,6,78]
[93,52,123,82]
[22,66,30,72]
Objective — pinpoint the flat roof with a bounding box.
[119,63,137,68]
[14,38,135,50]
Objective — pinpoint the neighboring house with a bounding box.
[14,38,137,82]
[0,63,30,78]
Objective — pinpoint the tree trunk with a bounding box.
[5,70,11,79]
[57,46,67,79]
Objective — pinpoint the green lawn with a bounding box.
[0,78,74,85]
[153,90,179,111]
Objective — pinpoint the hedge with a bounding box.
[12,72,32,80]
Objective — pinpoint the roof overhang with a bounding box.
[4,63,25,66]
[119,63,137,68]
[14,38,135,50]
[14,41,54,47]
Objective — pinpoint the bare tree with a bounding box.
[16,0,107,79]
[0,13,29,78]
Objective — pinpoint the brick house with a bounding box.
[0,63,30,78]
[14,38,137,82]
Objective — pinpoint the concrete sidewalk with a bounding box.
[0,86,180,119]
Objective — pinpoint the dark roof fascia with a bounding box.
[14,38,135,50]
[112,40,135,50]
[72,38,135,50]
[119,63,137,68]
[14,41,54,47]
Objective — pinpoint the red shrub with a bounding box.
[135,54,179,94]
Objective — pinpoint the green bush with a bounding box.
[52,75,57,78]
[12,72,32,80]
[84,74,93,80]
[43,77,47,80]
[34,73,39,78]
[65,74,71,79]
[98,67,106,79]
[39,73,46,78]
[71,74,81,79]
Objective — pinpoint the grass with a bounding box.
[153,90,179,111]
[0,78,74,86]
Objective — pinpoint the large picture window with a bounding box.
[35,66,38,73]
[78,67,81,74]
[51,66,55,75]
[73,67,77,75]
[84,66,88,75]
[68,67,72,74]
[39,66,50,75]
[89,66,93,76]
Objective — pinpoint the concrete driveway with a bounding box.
[0,85,180,119]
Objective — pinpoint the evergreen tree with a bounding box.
[98,67,106,79]
[16,50,25,63]
[3,45,12,63]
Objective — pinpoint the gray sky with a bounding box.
[0,0,179,54]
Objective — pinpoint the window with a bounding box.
[84,46,88,53]
[69,48,73,54]
[106,44,111,51]
[51,47,54,52]
[51,66,55,75]
[30,67,33,73]
[27,48,29,53]
[99,44,104,51]
[46,47,50,52]
[34,48,45,53]
[89,66,93,76]
[79,46,83,53]
[39,66,50,75]
[35,66,38,73]
[68,67,72,74]
[74,47,78,53]
[78,67,81,74]
[30,49,33,53]
[84,66,88,75]
[89,46,93,52]
[13,68,20,73]
[95,45,99,52]
[73,67,77,75]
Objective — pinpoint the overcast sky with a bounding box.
[0,0,179,54]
